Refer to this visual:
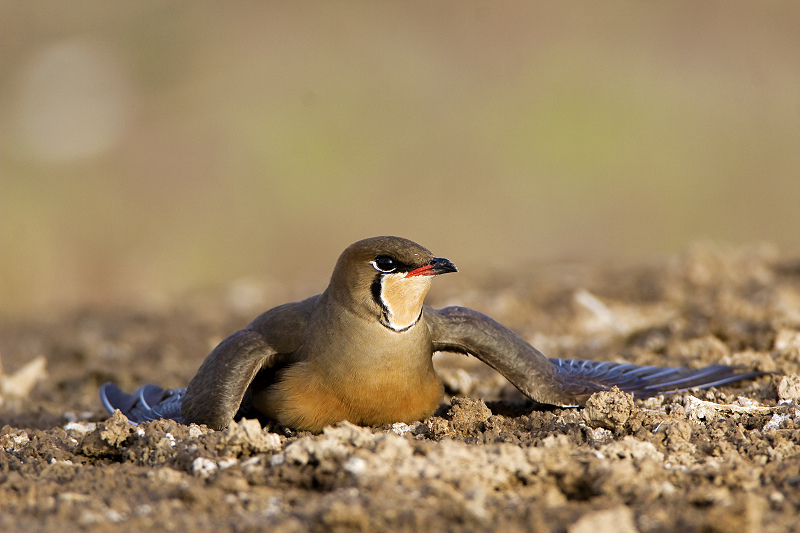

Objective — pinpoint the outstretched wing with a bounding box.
[548,359,766,403]
[180,297,317,429]
[100,383,186,424]
[425,306,766,406]
[100,296,317,430]
[425,306,580,406]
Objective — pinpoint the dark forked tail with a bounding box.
[549,358,768,403]
[99,383,186,424]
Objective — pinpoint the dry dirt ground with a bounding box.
[2,244,800,533]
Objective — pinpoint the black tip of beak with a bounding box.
[430,257,458,275]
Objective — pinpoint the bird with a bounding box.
[100,236,766,432]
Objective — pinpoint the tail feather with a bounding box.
[549,358,767,401]
[100,383,186,424]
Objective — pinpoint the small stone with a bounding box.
[777,375,800,402]
[213,418,282,455]
[323,421,374,448]
[191,457,217,478]
[79,410,136,457]
[448,396,492,427]
[583,387,634,430]
[64,421,96,434]
[390,423,411,436]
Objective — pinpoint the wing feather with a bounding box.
[425,306,766,406]
[101,297,316,430]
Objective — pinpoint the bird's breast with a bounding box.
[253,320,443,432]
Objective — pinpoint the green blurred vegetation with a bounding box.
[1,1,799,318]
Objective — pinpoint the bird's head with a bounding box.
[330,236,457,331]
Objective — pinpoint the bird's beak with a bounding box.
[406,257,458,278]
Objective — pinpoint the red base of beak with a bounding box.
[406,264,435,277]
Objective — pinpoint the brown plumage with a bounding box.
[101,236,767,432]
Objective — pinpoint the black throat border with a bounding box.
[370,273,421,333]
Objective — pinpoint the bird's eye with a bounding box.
[372,255,397,273]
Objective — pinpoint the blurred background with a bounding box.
[1,1,799,320]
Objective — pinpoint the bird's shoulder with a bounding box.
[422,305,498,352]
[245,294,321,353]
